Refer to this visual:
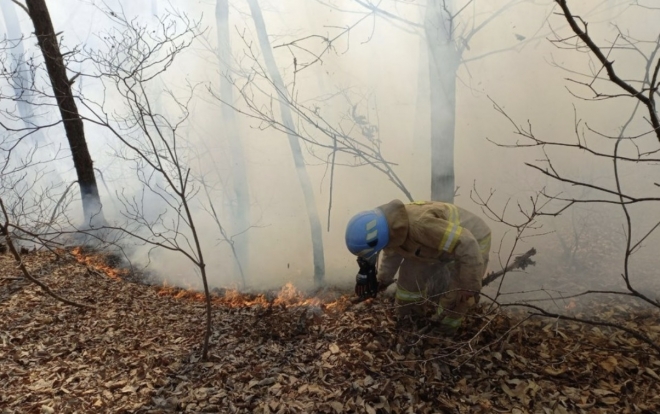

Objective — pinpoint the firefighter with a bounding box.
[345,199,491,334]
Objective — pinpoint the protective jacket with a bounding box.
[376,200,491,317]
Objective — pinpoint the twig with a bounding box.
[50,180,77,224]
[505,302,660,355]
[10,0,28,15]
[555,0,660,141]
[327,136,337,231]
[0,198,94,309]
[200,178,246,289]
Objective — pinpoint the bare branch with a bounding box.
[10,0,28,15]
[0,197,94,309]
[273,9,375,73]
[555,0,660,141]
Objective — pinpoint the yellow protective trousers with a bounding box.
[394,260,450,319]
[394,257,484,323]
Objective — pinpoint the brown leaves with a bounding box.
[1,252,659,413]
[644,367,660,381]
[543,366,567,376]
[0,252,201,413]
[599,356,618,372]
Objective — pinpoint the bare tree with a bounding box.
[212,6,415,214]
[0,1,47,149]
[385,0,660,363]
[215,0,251,280]
[474,0,660,353]
[17,0,105,226]
[0,116,93,308]
[77,8,216,359]
[212,38,414,207]
[245,0,326,285]
[298,1,629,203]
[553,0,660,142]
[299,0,541,202]
[423,0,635,201]
[424,0,463,202]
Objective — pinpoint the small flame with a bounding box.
[70,247,128,281]
[223,283,339,308]
[69,247,346,308]
[154,283,327,307]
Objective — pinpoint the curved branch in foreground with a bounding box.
[555,0,660,141]
[0,198,94,309]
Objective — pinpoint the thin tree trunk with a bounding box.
[1,1,36,134]
[425,0,459,203]
[1,1,54,159]
[246,0,325,285]
[24,0,104,226]
[412,25,431,199]
[178,174,212,360]
[216,0,250,283]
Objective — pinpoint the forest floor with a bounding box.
[1,248,659,414]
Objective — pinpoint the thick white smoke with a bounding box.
[1,0,657,301]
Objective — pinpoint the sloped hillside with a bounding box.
[1,250,659,413]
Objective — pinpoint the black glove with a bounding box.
[355,256,379,300]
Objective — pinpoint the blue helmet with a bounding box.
[345,208,390,258]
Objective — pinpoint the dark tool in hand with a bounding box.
[354,256,379,301]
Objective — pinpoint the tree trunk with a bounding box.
[25,0,104,226]
[246,0,325,285]
[1,1,49,152]
[1,1,34,132]
[425,0,459,203]
[412,23,431,199]
[216,0,250,283]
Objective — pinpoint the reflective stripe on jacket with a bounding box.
[376,199,491,293]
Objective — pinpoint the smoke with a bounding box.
[1,0,657,303]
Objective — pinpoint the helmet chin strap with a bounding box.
[363,251,379,265]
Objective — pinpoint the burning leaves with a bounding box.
[1,251,659,413]
[70,247,130,281]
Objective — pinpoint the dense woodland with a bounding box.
[1,0,659,412]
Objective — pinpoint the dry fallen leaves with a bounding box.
[0,250,658,413]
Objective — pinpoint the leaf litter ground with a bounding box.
[0,250,659,413]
